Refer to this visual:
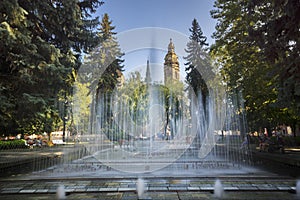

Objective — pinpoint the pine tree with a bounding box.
[86,13,124,95]
[184,19,211,105]
[83,13,124,135]
[0,0,103,135]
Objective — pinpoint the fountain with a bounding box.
[83,79,199,173]
[27,28,254,179]
[296,180,300,197]
[214,179,224,198]
[27,55,256,180]
[56,185,66,200]
[136,178,146,199]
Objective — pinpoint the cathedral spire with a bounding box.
[145,59,151,84]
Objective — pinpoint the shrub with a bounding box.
[0,139,27,150]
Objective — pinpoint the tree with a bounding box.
[210,0,276,133]
[247,0,300,134]
[73,81,91,135]
[0,0,103,135]
[184,18,213,118]
[85,13,124,95]
[82,13,124,135]
[210,0,300,133]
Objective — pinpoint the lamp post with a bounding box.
[62,92,69,143]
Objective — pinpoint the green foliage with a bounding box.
[0,139,26,149]
[184,18,214,114]
[99,13,116,40]
[80,13,124,135]
[115,72,185,138]
[122,73,149,124]
[247,0,300,116]
[73,81,92,134]
[0,0,103,135]
[164,80,185,130]
[211,0,300,132]
[84,13,124,94]
[248,0,300,130]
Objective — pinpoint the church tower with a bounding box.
[164,38,180,85]
[145,59,151,84]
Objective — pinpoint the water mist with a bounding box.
[136,178,145,199]
[214,179,224,198]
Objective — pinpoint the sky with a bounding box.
[95,0,217,82]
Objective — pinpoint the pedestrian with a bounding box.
[240,135,248,149]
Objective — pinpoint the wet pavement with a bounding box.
[0,192,298,200]
[0,177,299,199]
[1,144,300,199]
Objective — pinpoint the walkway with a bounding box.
[0,176,298,199]
[1,144,300,199]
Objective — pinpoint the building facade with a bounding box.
[164,39,180,85]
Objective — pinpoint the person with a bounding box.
[240,135,249,149]
[276,134,285,153]
[27,139,34,149]
[258,134,267,152]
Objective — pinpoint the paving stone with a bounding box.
[99,187,118,192]
[76,181,91,185]
[189,184,201,187]
[1,188,22,194]
[65,188,76,192]
[199,184,213,187]
[97,192,123,199]
[19,189,36,193]
[64,183,76,186]
[106,182,120,187]
[237,186,258,190]
[117,180,133,183]
[75,188,87,192]
[118,187,136,192]
[47,189,57,193]
[121,192,138,200]
[199,186,214,190]
[149,183,169,187]
[257,184,277,190]
[290,186,296,191]
[168,186,187,191]
[277,186,292,190]
[147,191,179,200]
[1,187,23,191]
[251,184,261,187]
[178,192,211,200]
[119,183,130,187]
[1,190,14,194]
[72,185,86,189]
[35,189,49,193]
[224,186,239,190]
[171,184,188,187]
[265,187,279,191]
[128,184,136,188]
[187,186,200,191]
[86,187,99,192]
[148,186,169,191]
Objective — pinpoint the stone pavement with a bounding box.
[1,144,300,199]
[247,146,300,178]
[251,145,300,165]
[0,145,86,177]
[0,177,299,199]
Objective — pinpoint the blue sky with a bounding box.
[95,0,217,81]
